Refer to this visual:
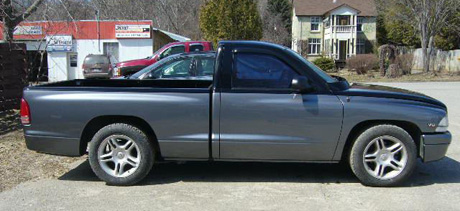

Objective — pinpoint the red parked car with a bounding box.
[114,41,213,76]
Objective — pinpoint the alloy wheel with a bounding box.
[362,135,408,180]
[97,135,141,178]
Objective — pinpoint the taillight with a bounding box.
[20,98,31,125]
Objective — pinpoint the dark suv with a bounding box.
[82,54,114,79]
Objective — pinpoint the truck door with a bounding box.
[218,50,343,161]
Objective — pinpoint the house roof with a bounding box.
[293,0,377,16]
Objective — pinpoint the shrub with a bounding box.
[313,57,335,72]
[395,53,413,75]
[346,54,379,75]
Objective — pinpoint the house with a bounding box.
[0,20,190,82]
[291,0,377,62]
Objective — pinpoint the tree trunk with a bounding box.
[428,35,435,75]
[2,23,15,43]
[386,64,402,78]
[420,23,430,73]
[1,0,45,42]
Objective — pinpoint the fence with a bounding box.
[412,48,460,72]
[0,43,27,113]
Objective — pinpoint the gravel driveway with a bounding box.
[1,82,459,211]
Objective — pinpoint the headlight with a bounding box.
[114,67,120,77]
[435,116,449,132]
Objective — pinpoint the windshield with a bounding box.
[129,58,171,79]
[285,48,337,83]
[145,48,163,59]
[84,55,109,65]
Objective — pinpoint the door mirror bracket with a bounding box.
[291,76,315,93]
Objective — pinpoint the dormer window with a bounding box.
[311,17,321,31]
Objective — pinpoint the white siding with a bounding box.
[118,39,153,61]
[330,6,359,15]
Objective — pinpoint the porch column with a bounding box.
[332,39,336,59]
[354,15,358,56]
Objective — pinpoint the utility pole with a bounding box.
[96,9,101,53]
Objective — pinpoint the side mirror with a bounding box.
[291,76,314,93]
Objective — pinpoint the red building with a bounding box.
[0,20,188,82]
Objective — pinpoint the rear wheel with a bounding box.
[349,125,417,187]
[89,123,154,186]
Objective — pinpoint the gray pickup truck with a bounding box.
[21,41,451,187]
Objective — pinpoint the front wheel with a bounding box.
[349,125,417,187]
[89,123,154,186]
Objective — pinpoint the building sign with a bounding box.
[69,54,78,67]
[13,25,42,35]
[46,35,73,52]
[115,25,151,38]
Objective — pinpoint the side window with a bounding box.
[145,57,193,79]
[357,17,364,32]
[190,44,204,52]
[160,45,185,59]
[311,17,321,31]
[232,53,299,89]
[195,57,215,76]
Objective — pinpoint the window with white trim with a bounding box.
[356,38,365,54]
[308,38,321,55]
[357,17,364,32]
[310,17,321,31]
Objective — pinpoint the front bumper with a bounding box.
[420,131,451,162]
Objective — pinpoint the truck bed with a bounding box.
[33,79,213,89]
[23,79,213,158]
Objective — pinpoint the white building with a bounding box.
[292,0,377,62]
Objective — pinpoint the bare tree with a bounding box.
[88,0,203,40]
[258,0,291,46]
[395,0,459,73]
[25,0,204,39]
[1,0,44,42]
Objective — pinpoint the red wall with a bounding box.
[0,20,153,40]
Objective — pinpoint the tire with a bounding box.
[88,123,155,186]
[349,125,417,187]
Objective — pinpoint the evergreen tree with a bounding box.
[200,0,263,46]
[382,1,420,47]
[434,12,460,50]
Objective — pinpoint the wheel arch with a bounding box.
[80,115,162,160]
[340,120,422,161]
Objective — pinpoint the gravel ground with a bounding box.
[0,130,85,192]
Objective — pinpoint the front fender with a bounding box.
[332,96,447,161]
